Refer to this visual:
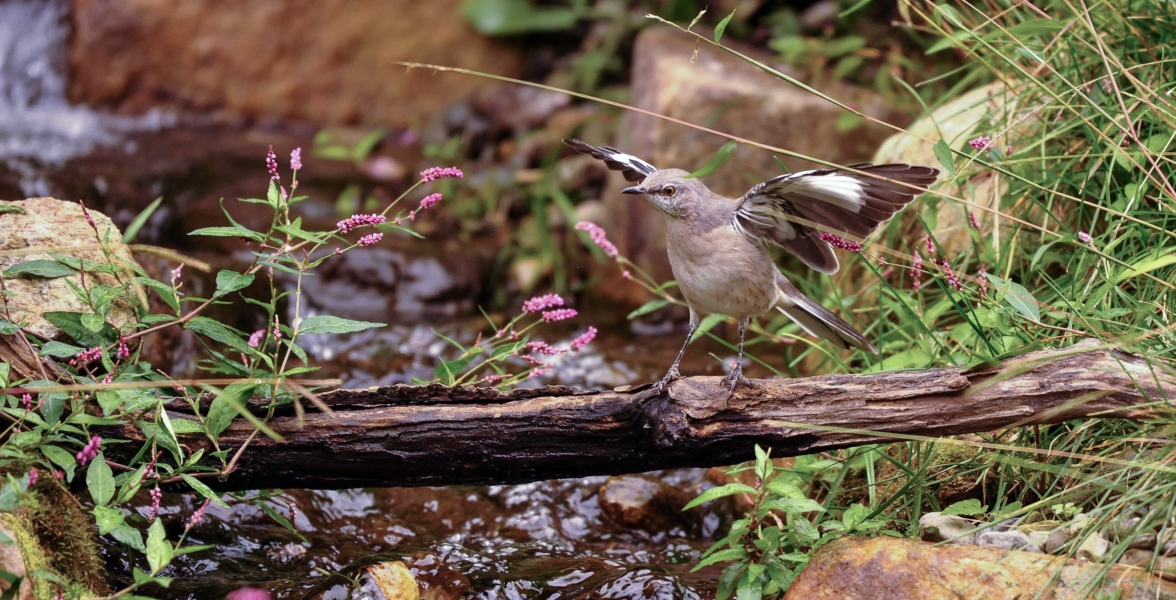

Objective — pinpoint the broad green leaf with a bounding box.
[714,9,736,43]
[168,418,205,434]
[146,518,172,574]
[688,141,738,179]
[760,497,825,514]
[1002,280,1040,322]
[0,319,19,335]
[691,548,747,572]
[111,523,145,551]
[38,341,83,358]
[43,311,117,346]
[187,226,265,243]
[1114,252,1176,283]
[123,198,162,243]
[214,271,255,298]
[943,498,987,516]
[274,222,326,244]
[461,0,581,35]
[134,277,180,312]
[40,445,76,481]
[3,260,76,279]
[435,356,476,385]
[180,474,229,508]
[933,139,955,175]
[627,299,669,319]
[683,483,757,510]
[717,562,747,600]
[93,505,126,535]
[298,315,385,335]
[1006,18,1065,37]
[86,452,115,506]
[0,204,25,214]
[81,313,106,333]
[186,317,256,355]
[95,390,123,416]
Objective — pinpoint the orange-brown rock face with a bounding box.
[68,0,523,126]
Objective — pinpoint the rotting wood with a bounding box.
[107,341,1174,491]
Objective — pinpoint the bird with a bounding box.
[563,138,939,393]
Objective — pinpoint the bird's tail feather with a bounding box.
[775,277,876,354]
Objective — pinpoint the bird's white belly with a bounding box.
[667,225,778,319]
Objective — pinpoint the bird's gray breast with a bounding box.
[664,221,780,320]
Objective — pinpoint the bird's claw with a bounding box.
[653,368,683,393]
[719,364,752,395]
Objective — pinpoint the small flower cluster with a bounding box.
[76,436,102,466]
[419,193,443,211]
[1078,231,1093,244]
[69,347,103,367]
[290,148,302,171]
[248,329,265,348]
[542,308,578,322]
[940,259,964,292]
[273,317,282,341]
[482,374,504,385]
[968,211,980,229]
[574,221,619,258]
[358,233,383,247]
[266,146,280,181]
[525,341,565,356]
[818,232,862,252]
[149,487,162,522]
[20,394,31,411]
[337,213,386,233]
[523,294,564,314]
[528,368,552,379]
[977,264,988,304]
[186,498,211,531]
[27,468,37,487]
[912,251,924,291]
[969,136,993,151]
[170,264,184,286]
[117,340,130,360]
[570,326,597,352]
[420,166,464,183]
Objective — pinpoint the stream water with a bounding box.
[0,3,767,597]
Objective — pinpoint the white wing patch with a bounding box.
[787,174,866,212]
[610,152,656,175]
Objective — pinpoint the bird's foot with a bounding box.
[653,368,683,393]
[719,363,752,395]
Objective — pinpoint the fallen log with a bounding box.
[110,341,1174,491]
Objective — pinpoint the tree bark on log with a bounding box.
[111,342,1174,491]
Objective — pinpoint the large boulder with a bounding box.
[68,0,524,127]
[603,26,907,282]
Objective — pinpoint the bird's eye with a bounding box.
[662,186,676,197]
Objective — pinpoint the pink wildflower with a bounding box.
[525,341,565,356]
[941,259,963,292]
[978,265,988,298]
[69,347,102,367]
[358,233,383,247]
[79,200,99,233]
[542,308,578,322]
[117,340,130,360]
[574,221,619,258]
[27,468,36,487]
[968,211,979,229]
[420,166,464,182]
[622,270,631,279]
[170,264,183,286]
[76,436,102,466]
[336,213,386,233]
[266,146,280,181]
[1078,231,1093,244]
[925,235,935,255]
[519,354,546,366]
[418,193,443,211]
[912,251,924,291]
[53,470,63,480]
[969,136,993,151]
[482,374,504,385]
[290,147,302,171]
[20,394,31,411]
[273,316,282,341]
[522,294,564,314]
[248,329,265,348]
[528,368,552,379]
[149,486,162,522]
[570,326,597,352]
[818,232,862,252]
[186,498,212,531]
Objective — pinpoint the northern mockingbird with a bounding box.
[565,138,938,392]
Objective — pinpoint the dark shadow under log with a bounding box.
[110,342,1174,491]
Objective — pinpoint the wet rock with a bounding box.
[976,529,1041,552]
[69,0,523,127]
[605,25,905,282]
[784,536,1176,599]
[919,512,977,545]
[369,561,420,600]
[598,475,704,537]
[0,198,141,378]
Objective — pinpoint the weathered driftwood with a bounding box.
[112,342,1173,491]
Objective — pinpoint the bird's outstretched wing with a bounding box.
[563,139,657,182]
[732,163,939,274]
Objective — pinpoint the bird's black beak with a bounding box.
[621,186,644,195]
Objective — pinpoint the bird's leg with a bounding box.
[654,320,697,393]
[720,318,753,394]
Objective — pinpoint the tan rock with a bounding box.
[784,536,1176,600]
[604,25,907,283]
[68,0,523,127]
[0,198,142,378]
[369,561,420,600]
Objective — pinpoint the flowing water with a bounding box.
[0,4,771,597]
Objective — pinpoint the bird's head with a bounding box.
[622,169,706,219]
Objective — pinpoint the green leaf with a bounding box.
[0,204,25,214]
[461,0,582,36]
[714,9,736,43]
[0,319,19,336]
[40,445,76,481]
[3,260,76,279]
[691,313,727,342]
[188,226,265,243]
[691,547,747,572]
[1006,18,1065,37]
[43,311,117,347]
[93,505,126,535]
[95,390,123,416]
[683,483,757,510]
[760,496,825,514]
[185,317,257,355]
[86,452,115,506]
[688,141,738,179]
[123,198,162,243]
[214,271,255,298]
[274,221,326,244]
[81,313,106,333]
[627,299,669,319]
[943,498,987,516]
[111,523,145,551]
[1002,280,1040,322]
[717,562,747,600]
[1114,252,1176,283]
[146,518,172,574]
[180,474,228,508]
[933,139,955,175]
[434,357,474,385]
[168,418,205,434]
[298,315,385,335]
[38,341,83,358]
